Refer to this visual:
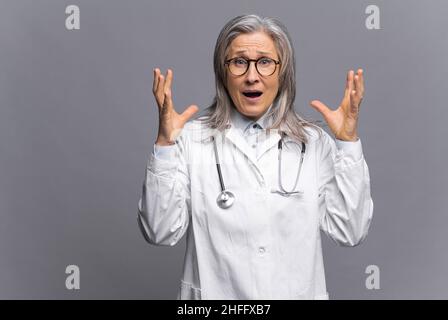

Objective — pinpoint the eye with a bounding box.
[233,58,247,66]
[258,58,273,65]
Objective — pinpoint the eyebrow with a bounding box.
[234,50,272,55]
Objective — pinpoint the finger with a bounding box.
[163,84,174,112]
[348,70,354,92]
[163,69,173,106]
[162,70,175,112]
[344,70,354,99]
[156,74,165,108]
[354,74,362,100]
[152,68,160,93]
[180,105,199,123]
[159,69,173,112]
[309,100,331,118]
[355,69,363,90]
[359,69,365,97]
[350,90,360,112]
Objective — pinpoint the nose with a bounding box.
[245,61,260,84]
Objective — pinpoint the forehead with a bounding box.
[228,31,277,56]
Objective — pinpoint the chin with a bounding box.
[244,105,268,114]
[240,107,262,117]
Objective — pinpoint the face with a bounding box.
[225,31,280,120]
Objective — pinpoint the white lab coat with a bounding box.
[137,115,373,300]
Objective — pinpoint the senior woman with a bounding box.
[138,14,373,300]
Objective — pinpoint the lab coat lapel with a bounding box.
[223,125,258,166]
[256,129,282,161]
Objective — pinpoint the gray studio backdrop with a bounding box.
[1,0,447,299]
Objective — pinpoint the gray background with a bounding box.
[0,0,447,299]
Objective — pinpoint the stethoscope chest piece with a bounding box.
[216,190,235,209]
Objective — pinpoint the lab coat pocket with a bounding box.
[179,280,202,300]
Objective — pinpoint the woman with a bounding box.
[138,14,373,300]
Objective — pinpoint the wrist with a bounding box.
[335,134,359,142]
[155,133,176,146]
[338,137,358,142]
[155,139,175,146]
[156,127,183,146]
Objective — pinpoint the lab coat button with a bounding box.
[251,144,256,148]
[258,247,266,254]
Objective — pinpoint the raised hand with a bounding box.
[153,68,199,146]
[309,69,365,141]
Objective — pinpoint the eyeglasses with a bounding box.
[225,57,281,77]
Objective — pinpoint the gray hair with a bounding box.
[196,14,323,144]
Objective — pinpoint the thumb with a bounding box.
[180,104,199,123]
[309,100,331,118]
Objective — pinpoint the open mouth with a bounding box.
[242,91,263,98]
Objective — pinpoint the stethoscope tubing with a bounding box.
[278,135,305,195]
[211,133,306,208]
[212,136,226,192]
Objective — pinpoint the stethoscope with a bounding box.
[212,133,306,209]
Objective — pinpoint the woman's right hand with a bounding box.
[153,68,199,146]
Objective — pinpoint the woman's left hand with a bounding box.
[309,69,364,141]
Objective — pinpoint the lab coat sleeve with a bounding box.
[318,130,373,247]
[137,133,191,246]
[153,143,177,160]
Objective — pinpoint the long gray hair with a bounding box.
[197,14,322,144]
